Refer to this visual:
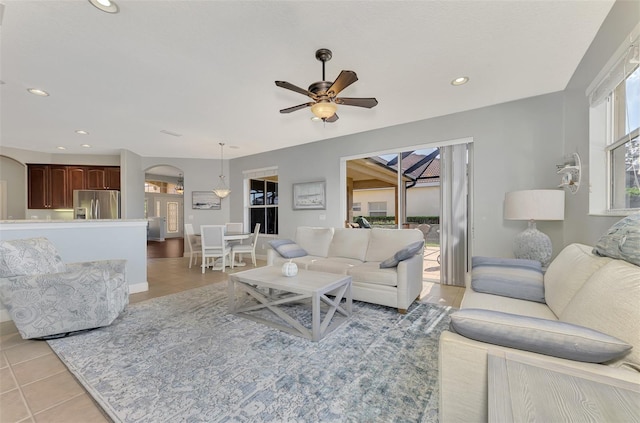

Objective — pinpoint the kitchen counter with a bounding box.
[0,219,148,322]
[1,218,147,225]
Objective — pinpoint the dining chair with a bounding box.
[231,223,261,266]
[200,225,231,273]
[184,223,202,269]
[225,222,244,247]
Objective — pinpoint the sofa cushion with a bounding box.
[544,244,610,317]
[380,240,425,268]
[593,212,640,266]
[460,290,558,320]
[471,256,544,303]
[364,228,424,262]
[328,228,370,261]
[268,239,308,259]
[560,259,640,370]
[295,227,334,258]
[0,238,67,277]
[348,261,398,287]
[308,257,363,275]
[450,309,632,363]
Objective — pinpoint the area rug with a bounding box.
[47,283,454,423]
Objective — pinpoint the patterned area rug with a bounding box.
[47,283,453,422]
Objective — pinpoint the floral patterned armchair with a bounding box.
[0,237,128,339]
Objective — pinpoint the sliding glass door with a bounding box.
[342,140,471,286]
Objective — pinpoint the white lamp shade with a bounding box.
[504,190,565,221]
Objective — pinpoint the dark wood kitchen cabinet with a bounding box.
[105,167,120,190]
[87,167,120,190]
[28,164,70,209]
[27,164,120,209]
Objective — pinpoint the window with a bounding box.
[609,67,639,209]
[352,202,361,212]
[249,178,278,234]
[368,201,387,217]
[588,28,639,214]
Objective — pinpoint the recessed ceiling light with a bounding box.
[88,0,119,13]
[81,144,91,148]
[451,77,469,86]
[57,146,66,150]
[27,88,49,96]
[75,130,89,135]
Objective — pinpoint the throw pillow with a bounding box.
[0,237,67,278]
[471,256,545,303]
[379,240,425,268]
[268,239,308,259]
[593,212,640,266]
[449,308,632,363]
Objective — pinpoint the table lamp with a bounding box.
[504,189,565,267]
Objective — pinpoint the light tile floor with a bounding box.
[0,257,463,422]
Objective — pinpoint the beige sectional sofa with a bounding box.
[267,226,424,312]
[438,243,640,422]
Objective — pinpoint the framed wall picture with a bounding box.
[192,191,221,210]
[293,181,326,210]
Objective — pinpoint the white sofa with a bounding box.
[267,226,424,313]
[439,243,640,422]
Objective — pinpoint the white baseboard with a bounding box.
[129,281,149,294]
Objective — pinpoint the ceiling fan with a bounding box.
[275,48,378,123]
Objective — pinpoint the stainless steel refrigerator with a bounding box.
[73,190,120,219]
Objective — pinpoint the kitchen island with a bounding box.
[0,219,148,322]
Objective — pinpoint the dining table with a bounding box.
[196,231,251,267]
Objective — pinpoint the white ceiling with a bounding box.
[0,0,614,160]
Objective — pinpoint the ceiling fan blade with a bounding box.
[279,102,314,114]
[275,81,317,100]
[327,70,358,97]
[324,114,339,123]
[335,97,378,108]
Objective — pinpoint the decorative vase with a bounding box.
[281,261,298,277]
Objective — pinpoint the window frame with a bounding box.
[588,26,639,216]
[247,178,278,235]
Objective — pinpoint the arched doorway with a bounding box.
[144,165,184,258]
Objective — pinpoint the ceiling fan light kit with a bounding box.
[311,101,337,119]
[275,48,378,123]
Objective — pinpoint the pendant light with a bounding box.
[175,173,184,195]
[212,142,231,198]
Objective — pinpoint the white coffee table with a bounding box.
[228,267,352,341]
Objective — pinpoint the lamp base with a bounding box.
[513,221,552,267]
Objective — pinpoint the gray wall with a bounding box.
[0,155,26,219]
[140,157,231,230]
[230,92,565,259]
[121,149,145,219]
[562,0,639,243]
